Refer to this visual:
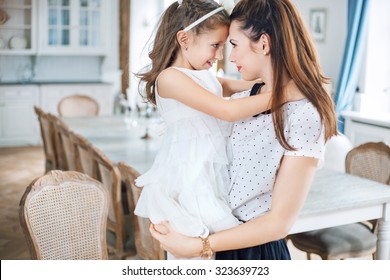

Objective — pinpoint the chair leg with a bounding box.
[306,253,311,260]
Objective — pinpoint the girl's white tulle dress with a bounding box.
[134,67,239,238]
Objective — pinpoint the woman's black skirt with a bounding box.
[215,239,291,260]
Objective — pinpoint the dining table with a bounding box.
[63,115,390,260]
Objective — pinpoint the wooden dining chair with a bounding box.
[288,142,390,260]
[52,115,78,171]
[19,170,109,260]
[92,147,136,259]
[346,142,390,186]
[34,106,58,172]
[72,132,98,179]
[118,161,166,260]
[58,94,100,117]
[345,142,390,230]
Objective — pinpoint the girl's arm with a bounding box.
[150,155,318,258]
[157,68,272,122]
[217,76,262,98]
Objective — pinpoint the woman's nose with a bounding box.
[229,52,235,63]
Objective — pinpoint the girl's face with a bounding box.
[186,25,229,70]
[228,20,265,81]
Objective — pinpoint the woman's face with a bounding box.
[228,20,265,81]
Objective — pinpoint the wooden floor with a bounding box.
[0,146,43,260]
[0,145,313,260]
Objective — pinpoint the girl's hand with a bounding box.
[150,221,202,258]
[218,77,261,97]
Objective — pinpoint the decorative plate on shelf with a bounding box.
[0,9,9,25]
[9,35,28,50]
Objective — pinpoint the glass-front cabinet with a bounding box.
[0,0,37,55]
[38,0,108,55]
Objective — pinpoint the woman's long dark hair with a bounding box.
[231,0,337,148]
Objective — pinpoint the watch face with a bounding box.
[201,249,213,260]
[204,250,213,260]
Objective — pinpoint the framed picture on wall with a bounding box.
[309,8,327,42]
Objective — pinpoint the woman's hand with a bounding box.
[150,221,203,259]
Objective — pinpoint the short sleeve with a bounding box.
[284,103,325,165]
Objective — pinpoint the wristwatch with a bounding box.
[200,237,213,259]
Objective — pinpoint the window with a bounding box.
[360,0,390,113]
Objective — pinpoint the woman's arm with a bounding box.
[157,68,271,122]
[150,155,319,258]
[217,77,261,98]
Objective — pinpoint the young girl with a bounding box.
[134,0,294,260]
[150,0,338,260]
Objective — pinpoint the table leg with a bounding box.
[376,203,390,260]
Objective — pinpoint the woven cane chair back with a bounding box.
[19,170,109,260]
[58,94,99,117]
[346,142,390,185]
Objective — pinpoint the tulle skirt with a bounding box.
[134,117,239,238]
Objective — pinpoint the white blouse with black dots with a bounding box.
[227,91,325,222]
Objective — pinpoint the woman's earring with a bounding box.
[263,51,267,55]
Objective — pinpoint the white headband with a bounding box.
[183,6,225,32]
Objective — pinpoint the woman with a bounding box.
[150,0,338,260]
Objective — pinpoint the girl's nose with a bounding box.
[216,47,224,60]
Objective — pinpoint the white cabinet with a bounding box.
[0,0,109,56]
[0,83,114,147]
[0,85,40,146]
[0,0,37,55]
[38,0,109,55]
[40,83,114,116]
[342,111,390,147]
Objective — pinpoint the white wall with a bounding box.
[364,0,390,99]
[0,54,103,83]
[352,0,390,114]
[292,0,348,93]
[101,0,122,96]
[127,0,164,108]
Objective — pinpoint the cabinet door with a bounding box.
[0,0,37,55]
[2,101,36,136]
[38,0,108,55]
[0,85,40,147]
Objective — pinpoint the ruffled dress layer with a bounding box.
[134,67,239,238]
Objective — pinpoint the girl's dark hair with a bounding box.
[136,0,229,105]
[231,0,337,148]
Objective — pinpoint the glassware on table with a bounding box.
[122,97,138,130]
[138,103,162,140]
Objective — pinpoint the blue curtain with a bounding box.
[334,0,370,132]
